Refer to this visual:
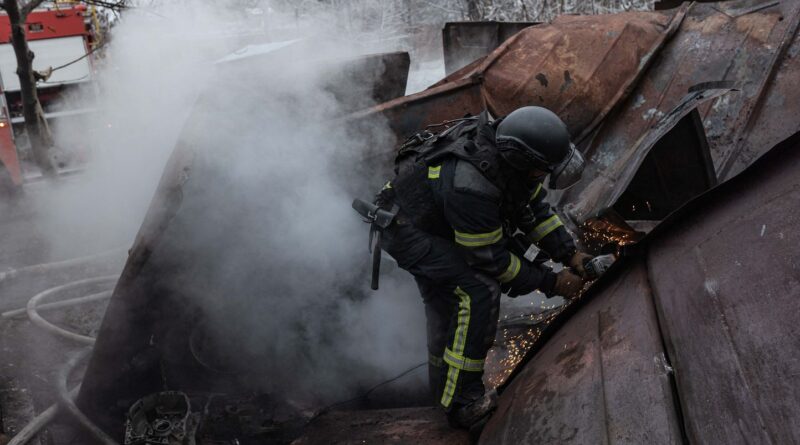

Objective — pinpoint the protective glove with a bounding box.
[552,269,584,300]
[568,252,594,279]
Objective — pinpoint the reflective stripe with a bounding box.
[454,227,503,247]
[444,347,484,372]
[530,215,563,242]
[497,253,521,283]
[442,367,460,408]
[441,286,471,408]
[428,165,441,179]
[428,353,444,368]
[382,181,392,190]
[530,183,543,202]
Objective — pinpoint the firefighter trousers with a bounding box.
[382,222,501,410]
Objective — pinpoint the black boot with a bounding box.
[447,389,498,430]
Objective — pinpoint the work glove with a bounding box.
[552,269,584,300]
[568,252,594,279]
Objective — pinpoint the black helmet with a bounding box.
[495,106,585,190]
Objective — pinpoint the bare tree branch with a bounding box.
[20,0,47,19]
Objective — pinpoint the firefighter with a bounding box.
[372,106,593,430]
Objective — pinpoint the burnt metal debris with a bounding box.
[442,21,536,75]
[481,131,800,444]
[73,1,800,443]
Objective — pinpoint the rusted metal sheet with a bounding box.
[484,132,800,443]
[348,78,485,154]
[354,9,684,144]
[292,407,469,445]
[561,85,732,224]
[646,131,800,444]
[480,263,682,444]
[478,11,685,144]
[576,1,800,183]
[718,11,800,179]
[442,21,536,76]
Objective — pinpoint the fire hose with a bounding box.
[2,273,120,445]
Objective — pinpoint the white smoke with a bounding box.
[40,1,428,405]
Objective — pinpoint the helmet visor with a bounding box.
[549,145,585,190]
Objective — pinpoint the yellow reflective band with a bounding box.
[530,215,563,242]
[382,181,392,190]
[454,227,503,247]
[441,286,471,408]
[442,367,460,408]
[428,353,444,368]
[497,253,521,283]
[444,348,484,372]
[428,165,441,179]
[530,183,543,202]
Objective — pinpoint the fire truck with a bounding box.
[0,1,98,190]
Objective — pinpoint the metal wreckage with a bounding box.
[23,0,800,443]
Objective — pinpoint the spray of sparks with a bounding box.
[485,219,637,388]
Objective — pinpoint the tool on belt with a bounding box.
[352,198,397,290]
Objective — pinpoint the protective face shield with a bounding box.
[548,144,585,190]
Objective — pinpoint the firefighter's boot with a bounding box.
[447,388,498,431]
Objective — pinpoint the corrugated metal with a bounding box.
[483,131,800,443]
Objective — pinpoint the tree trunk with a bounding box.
[4,0,54,177]
[466,0,480,20]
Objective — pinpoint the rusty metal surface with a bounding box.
[354,10,682,144]
[718,8,800,178]
[480,262,682,444]
[646,131,800,444]
[291,407,469,445]
[577,2,800,183]
[442,21,536,76]
[561,85,733,223]
[352,2,800,225]
[477,11,685,144]
[482,132,800,443]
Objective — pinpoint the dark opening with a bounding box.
[613,109,717,221]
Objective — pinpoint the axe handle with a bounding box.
[370,231,382,290]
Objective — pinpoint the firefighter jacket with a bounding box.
[384,153,576,297]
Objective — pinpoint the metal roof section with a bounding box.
[352,9,683,146]
[442,21,536,76]
[482,131,800,444]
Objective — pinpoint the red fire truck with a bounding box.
[0,1,97,189]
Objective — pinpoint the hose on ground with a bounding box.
[6,386,80,445]
[3,290,113,319]
[0,248,124,284]
[56,349,119,445]
[5,275,120,444]
[25,275,118,345]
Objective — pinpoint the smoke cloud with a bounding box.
[41,2,429,406]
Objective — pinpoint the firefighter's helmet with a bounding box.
[495,106,585,189]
